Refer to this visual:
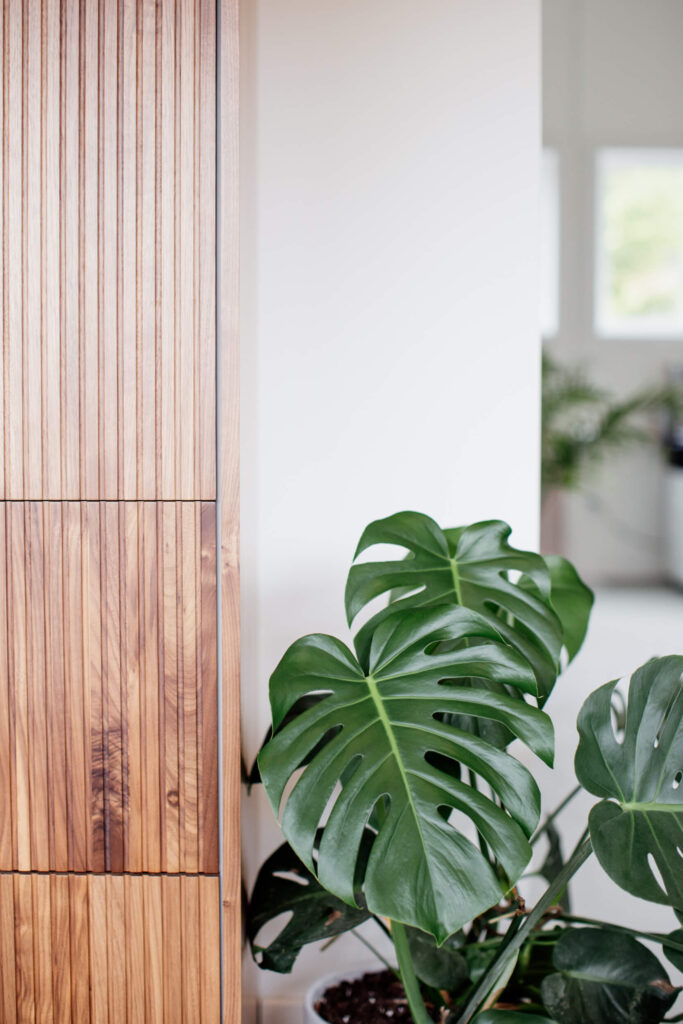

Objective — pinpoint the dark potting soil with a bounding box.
[315,969,441,1024]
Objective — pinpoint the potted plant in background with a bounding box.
[247,511,683,1023]
[540,349,683,555]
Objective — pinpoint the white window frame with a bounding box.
[541,148,560,340]
[595,147,683,341]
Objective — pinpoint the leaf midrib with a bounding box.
[450,557,464,605]
[365,673,434,884]
[620,802,683,813]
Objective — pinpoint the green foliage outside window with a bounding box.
[603,164,683,321]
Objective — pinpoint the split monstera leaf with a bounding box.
[576,655,683,914]
[258,512,592,943]
[260,605,552,940]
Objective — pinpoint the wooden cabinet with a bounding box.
[0,2,239,1020]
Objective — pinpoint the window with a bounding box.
[596,148,683,339]
[541,149,560,338]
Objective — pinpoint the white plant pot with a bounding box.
[303,967,370,1024]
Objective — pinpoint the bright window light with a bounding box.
[541,149,560,339]
[596,148,683,339]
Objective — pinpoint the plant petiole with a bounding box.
[530,784,581,846]
[454,835,593,1023]
[392,919,435,1024]
[350,928,400,979]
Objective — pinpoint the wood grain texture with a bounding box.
[0,873,220,1022]
[0,502,218,875]
[1,0,237,1015]
[0,0,216,500]
[219,0,242,1019]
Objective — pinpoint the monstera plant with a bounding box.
[248,512,683,1024]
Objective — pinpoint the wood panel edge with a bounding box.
[219,0,241,1021]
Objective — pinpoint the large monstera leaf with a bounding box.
[345,512,573,702]
[575,656,683,911]
[259,605,553,942]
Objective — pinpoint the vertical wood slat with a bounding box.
[144,875,164,1024]
[60,0,80,498]
[4,1,22,495]
[0,509,11,868]
[200,873,222,1023]
[107,874,127,1024]
[220,0,242,1018]
[32,874,53,1024]
[158,0,175,499]
[42,0,60,499]
[27,503,49,873]
[50,875,71,1024]
[103,503,124,874]
[0,876,220,1023]
[142,502,162,875]
[68,875,90,1023]
[182,875,202,1023]
[27,503,49,872]
[0,0,4,503]
[161,503,179,874]
[86,501,105,874]
[0,503,218,874]
[139,0,156,498]
[14,874,35,1023]
[162,876,183,1024]
[46,503,68,871]
[123,504,143,873]
[201,502,219,874]
[181,503,199,874]
[99,0,118,500]
[199,0,217,500]
[8,504,30,872]
[23,0,42,499]
[0,875,17,1024]
[88,875,108,1024]
[64,504,87,873]
[125,876,146,1022]
[177,0,195,496]
[119,0,137,499]
[1,0,216,500]
[80,0,99,498]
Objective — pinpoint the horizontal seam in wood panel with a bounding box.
[0,499,216,504]
[0,871,219,878]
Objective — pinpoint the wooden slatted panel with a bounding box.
[0,874,220,1022]
[0,0,238,1017]
[0,0,216,500]
[0,502,218,874]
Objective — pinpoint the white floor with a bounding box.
[247,587,683,1022]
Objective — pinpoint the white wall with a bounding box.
[543,0,683,583]
[241,0,542,1015]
